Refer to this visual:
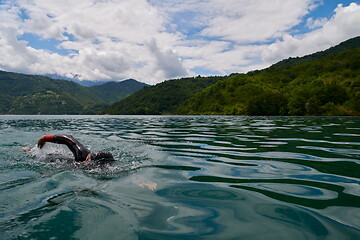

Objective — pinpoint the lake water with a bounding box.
[0,115,359,239]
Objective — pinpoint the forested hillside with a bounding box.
[105,36,360,116]
[103,76,225,114]
[90,79,147,104]
[0,71,147,114]
[178,37,360,116]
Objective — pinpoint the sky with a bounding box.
[0,0,360,85]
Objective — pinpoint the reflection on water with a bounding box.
[255,204,329,237]
[0,115,359,239]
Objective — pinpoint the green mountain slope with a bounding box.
[0,71,147,114]
[89,79,148,104]
[270,36,360,69]
[179,36,360,116]
[103,76,225,114]
[105,36,360,116]
[2,36,359,116]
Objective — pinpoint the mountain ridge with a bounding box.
[178,36,360,116]
[104,36,360,116]
[269,36,360,69]
[0,71,148,114]
[1,36,359,115]
[103,76,225,115]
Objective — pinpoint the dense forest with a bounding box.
[0,72,147,114]
[103,76,225,114]
[178,37,360,116]
[105,36,360,116]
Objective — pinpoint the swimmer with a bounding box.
[26,135,157,190]
[37,134,115,164]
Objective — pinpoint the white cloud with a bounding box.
[70,23,97,40]
[153,0,322,43]
[306,17,328,29]
[0,0,359,84]
[148,0,330,74]
[22,10,66,40]
[200,0,318,43]
[261,3,360,65]
[146,39,189,80]
[0,0,184,83]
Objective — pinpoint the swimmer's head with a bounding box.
[90,151,115,163]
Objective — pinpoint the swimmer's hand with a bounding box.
[37,138,46,149]
[21,147,31,152]
[138,182,157,191]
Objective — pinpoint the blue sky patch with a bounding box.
[17,33,77,56]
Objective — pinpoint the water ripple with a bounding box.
[1,115,359,239]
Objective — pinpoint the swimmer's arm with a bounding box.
[37,135,56,148]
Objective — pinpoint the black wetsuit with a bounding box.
[41,135,90,162]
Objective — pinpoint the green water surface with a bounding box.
[0,115,359,239]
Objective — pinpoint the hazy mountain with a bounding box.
[90,79,148,104]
